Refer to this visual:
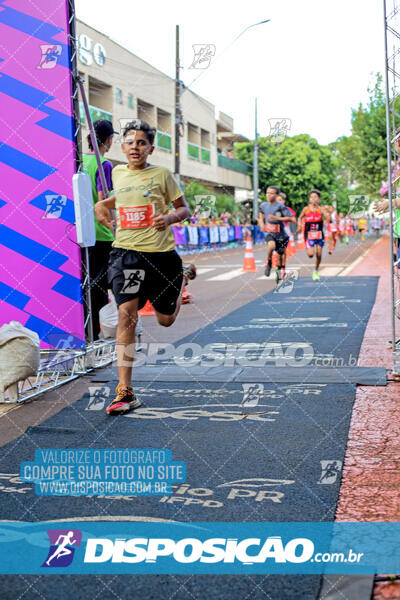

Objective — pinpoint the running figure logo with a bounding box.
[268,118,292,143]
[43,194,67,219]
[189,44,216,69]
[241,383,264,407]
[37,44,62,69]
[274,269,299,294]
[194,194,216,218]
[42,529,82,567]
[122,269,145,294]
[318,460,342,484]
[86,386,110,410]
[348,195,370,217]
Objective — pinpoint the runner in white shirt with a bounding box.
[327,206,339,254]
[338,213,346,247]
[344,215,352,244]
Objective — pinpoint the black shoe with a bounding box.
[264,261,272,277]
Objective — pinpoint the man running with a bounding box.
[371,213,382,237]
[344,215,352,244]
[338,213,346,246]
[277,191,296,269]
[326,205,339,254]
[95,120,196,414]
[297,189,326,281]
[259,186,296,280]
[358,214,367,241]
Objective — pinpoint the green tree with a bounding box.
[335,73,392,198]
[235,133,344,213]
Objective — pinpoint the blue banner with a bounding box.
[0,522,398,574]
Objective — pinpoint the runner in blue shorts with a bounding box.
[297,190,327,281]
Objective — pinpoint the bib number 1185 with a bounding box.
[119,205,155,229]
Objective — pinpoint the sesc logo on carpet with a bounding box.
[42,529,82,567]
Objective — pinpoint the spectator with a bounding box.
[82,119,117,340]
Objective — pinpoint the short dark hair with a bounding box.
[87,119,116,151]
[267,185,280,194]
[123,119,156,145]
[309,189,321,198]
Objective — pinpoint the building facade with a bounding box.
[76,20,252,196]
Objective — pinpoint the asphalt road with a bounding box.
[0,233,378,444]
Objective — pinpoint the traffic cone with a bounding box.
[272,252,278,268]
[289,231,296,256]
[242,236,257,272]
[182,286,192,304]
[138,300,155,316]
[297,231,305,251]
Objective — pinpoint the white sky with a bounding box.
[75,0,383,145]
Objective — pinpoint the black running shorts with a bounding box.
[264,234,289,255]
[108,248,183,314]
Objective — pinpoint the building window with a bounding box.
[128,94,134,109]
[157,108,172,152]
[116,88,122,104]
[137,99,155,125]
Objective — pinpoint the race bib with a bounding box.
[119,205,155,229]
[309,230,322,240]
[265,222,280,233]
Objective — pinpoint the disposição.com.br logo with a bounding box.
[41,529,82,568]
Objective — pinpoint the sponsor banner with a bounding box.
[0,521,399,574]
[0,0,85,348]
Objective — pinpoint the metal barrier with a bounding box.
[1,340,116,404]
[383,0,400,376]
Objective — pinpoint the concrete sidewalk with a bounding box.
[335,235,400,599]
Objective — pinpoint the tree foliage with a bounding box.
[335,73,390,197]
[235,134,347,212]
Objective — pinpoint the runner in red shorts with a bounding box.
[297,190,327,281]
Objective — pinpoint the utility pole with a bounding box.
[253,97,259,220]
[175,25,182,187]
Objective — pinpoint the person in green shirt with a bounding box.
[82,119,117,339]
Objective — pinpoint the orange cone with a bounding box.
[138,300,155,316]
[182,286,192,304]
[289,231,296,256]
[242,236,257,272]
[272,252,278,268]
[296,231,305,251]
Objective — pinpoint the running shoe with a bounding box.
[312,270,320,281]
[183,263,197,281]
[328,249,333,255]
[264,261,272,277]
[275,268,282,284]
[106,384,141,414]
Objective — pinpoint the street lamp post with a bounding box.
[253,97,259,221]
[175,19,270,198]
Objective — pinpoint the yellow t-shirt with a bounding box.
[358,218,367,229]
[111,164,182,253]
